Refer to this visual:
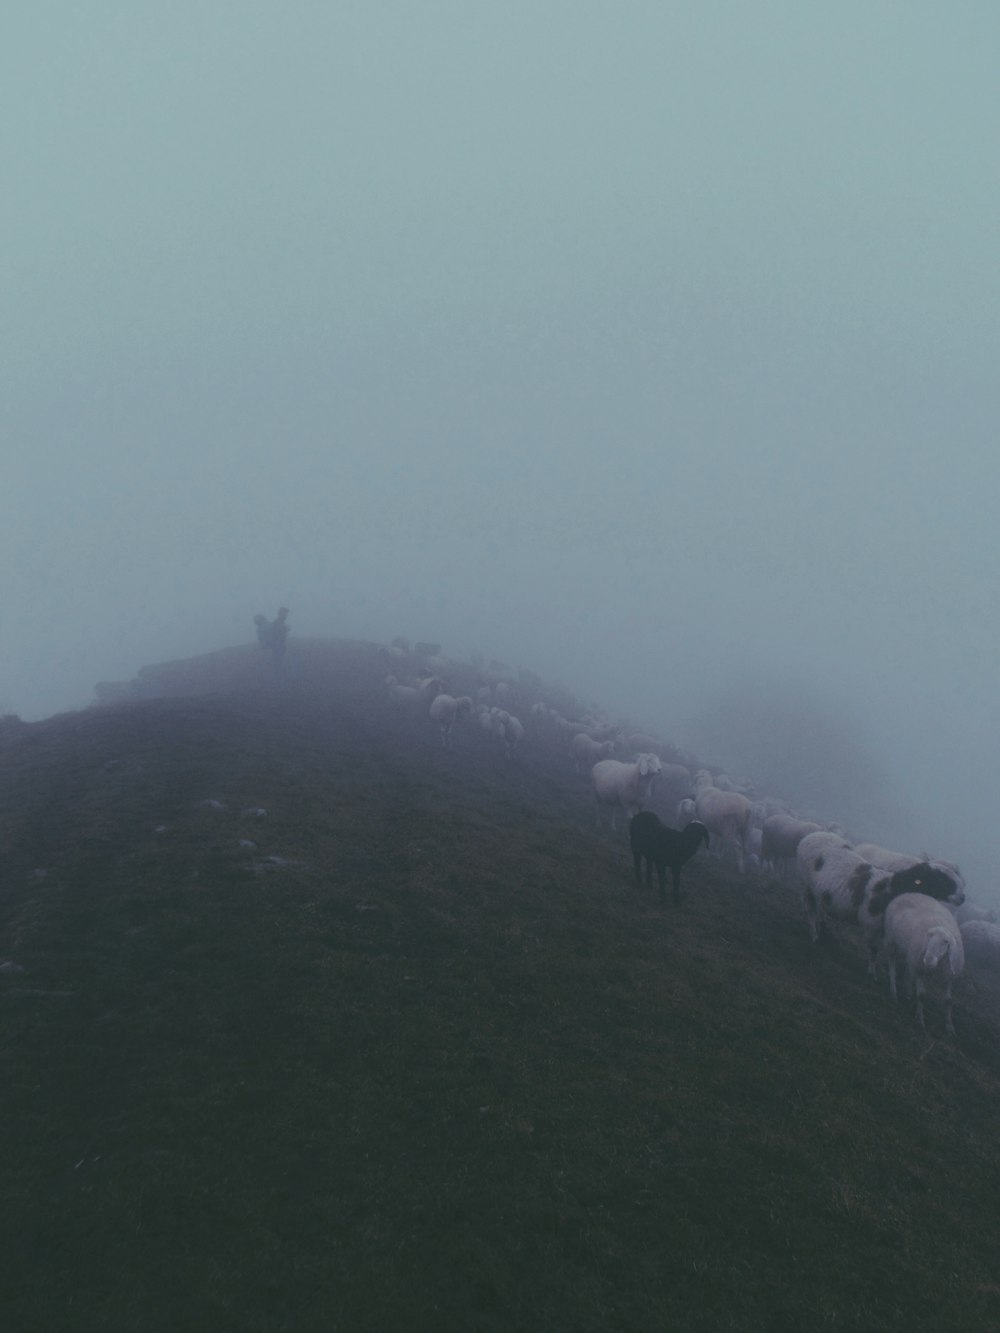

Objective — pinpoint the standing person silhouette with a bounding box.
[253,614,273,649]
[270,607,290,674]
[253,608,289,675]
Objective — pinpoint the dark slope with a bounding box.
[3,640,1000,1332]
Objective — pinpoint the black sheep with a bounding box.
[630,812,710,905]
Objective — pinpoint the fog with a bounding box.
[4,4,999,893]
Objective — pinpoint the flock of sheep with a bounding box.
[377,638,999,1039]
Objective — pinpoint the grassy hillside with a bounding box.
[3,639,1000,1332]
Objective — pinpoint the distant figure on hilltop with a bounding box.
[254,607,290,675]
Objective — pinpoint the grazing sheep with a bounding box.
[884,893,964,1036]
[428,693,474,748]
[649,763,693,822]
[630,813,710,905]
[479,707,523,759]
[955,902,999,927]
[555,715,589,748]
[959,919,1000,968]
[693,771,752,873]
[592,755,662,832]
[496,711,524,759]
[760,814,822,877]
[624,732,665,759]
[385,674,446,709]
[676,797,697,825]
[796,831,965,977]
[581,717,620,745]
[379,644,409,668]
[572,732,615,774]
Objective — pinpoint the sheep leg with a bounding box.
[887,956,898,1002]
[653,863,666,905]
[914,979,927,1030]
[670,865,681,906]
[867,941,880,980]
[803,890,821,943]
[632,849,644,887]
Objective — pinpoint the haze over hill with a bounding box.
[4,6,998,901]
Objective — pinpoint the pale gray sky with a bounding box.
[3,3,999,888]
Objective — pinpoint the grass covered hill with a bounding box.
[3,638,1000,1332]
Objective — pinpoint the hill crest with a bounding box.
[3,637,1000,1331]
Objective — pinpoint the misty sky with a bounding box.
[3,3,999,888]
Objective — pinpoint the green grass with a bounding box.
[2,639,1000,1331]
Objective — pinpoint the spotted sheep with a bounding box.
[796,831,965,977]
[854,843,966,896]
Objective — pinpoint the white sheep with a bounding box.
[648,763,693,822]
[496,710,524,759]
[959,919,1000,969]
[759,814,822,877]
[954,902,999,927]
[624,732,664,757]
[385,674,446,709]
[693,770,752,873]
[572,732,615,774]
[591,754,662,832]
[424,653,451,675]
[494,680,516,706]
[555,715,588,748]
[479,707,523,759]
[884,892,964,1036]
[428,693,474,748]
[796,831,965,977]
[379,644,409,668]
[676,797,697,825]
